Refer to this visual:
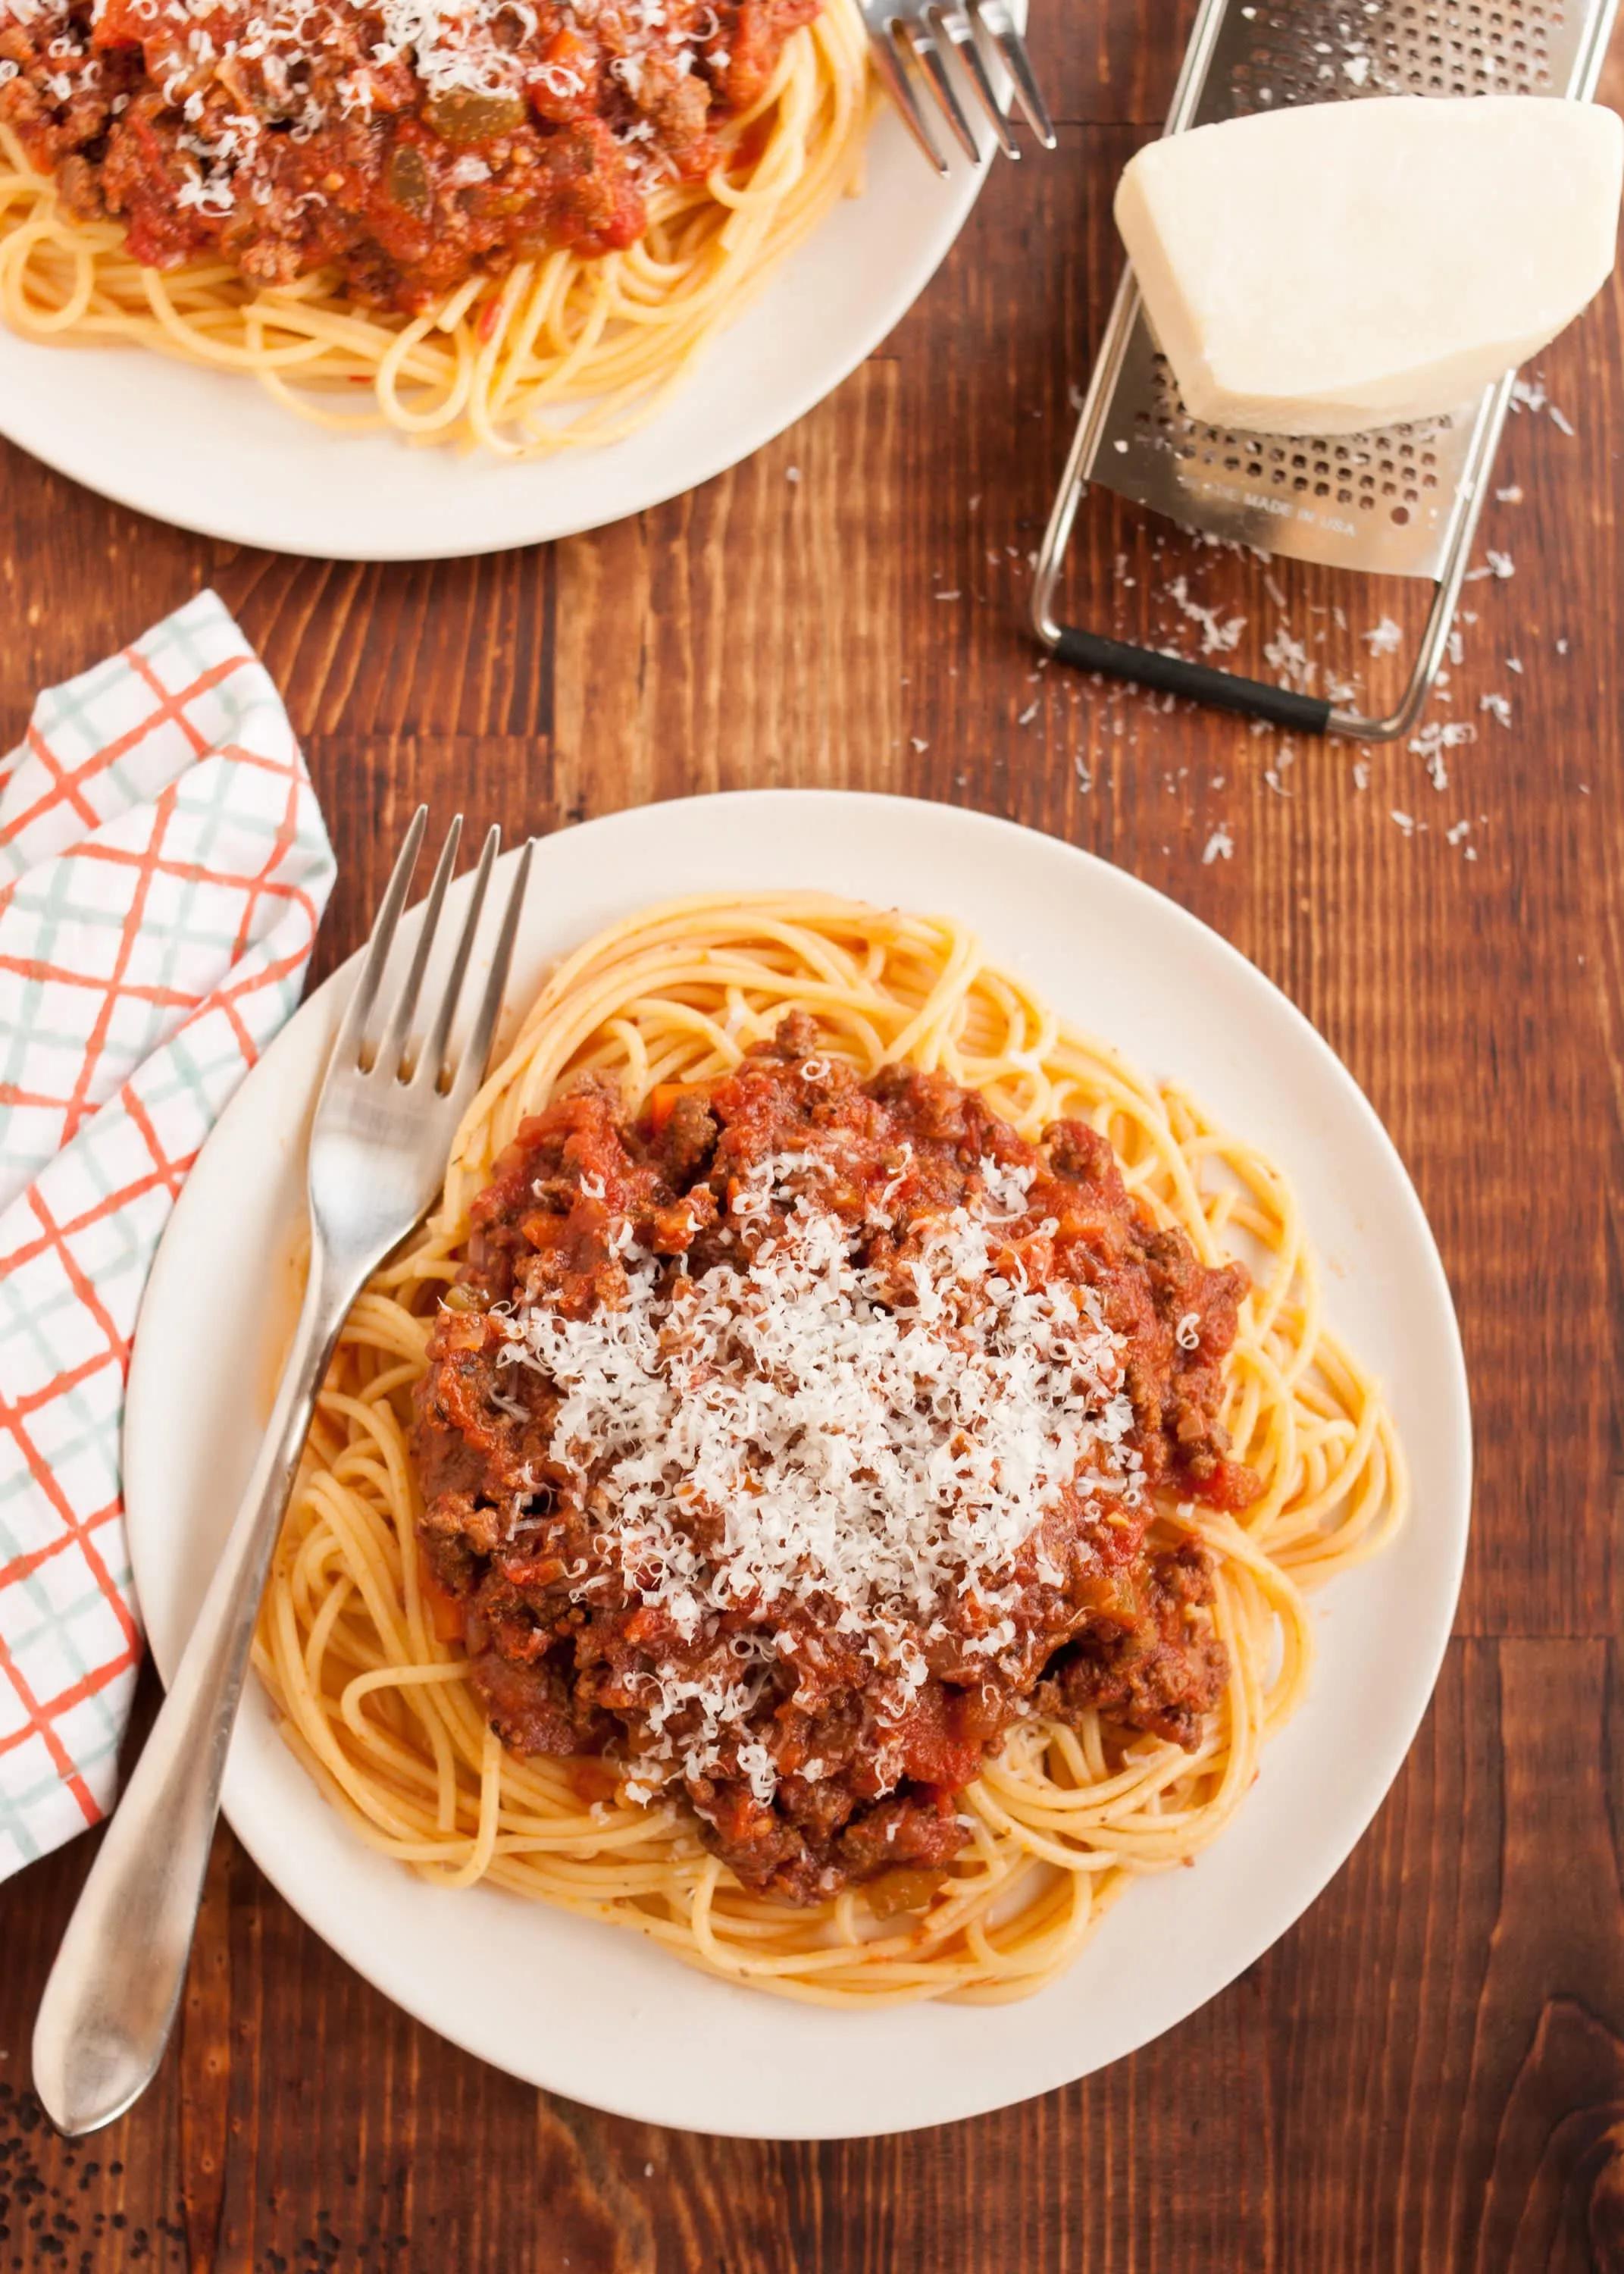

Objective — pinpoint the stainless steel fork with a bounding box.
[31,808,534,2138]
[860,0,1056,175]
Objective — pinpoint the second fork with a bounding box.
[861,0,1056,175]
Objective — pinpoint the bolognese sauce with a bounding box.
[0,0,819,310]
[411,1016,1255,1906]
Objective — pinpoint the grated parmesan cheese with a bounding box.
[493,1153,1142,1801]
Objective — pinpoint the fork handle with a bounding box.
[32,1242,360,2138]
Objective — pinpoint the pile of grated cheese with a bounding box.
[492,1151,1142,1804]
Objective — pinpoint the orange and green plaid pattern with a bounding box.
[0,590,334,1878]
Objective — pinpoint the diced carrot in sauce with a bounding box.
[646,1082,689,1135]
[418,1554,466,1645]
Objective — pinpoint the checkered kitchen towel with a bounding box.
[0,590,335,1879]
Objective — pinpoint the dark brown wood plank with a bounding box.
[2,9,1623,2266]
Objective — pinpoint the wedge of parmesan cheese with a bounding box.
[1115,96,1623,436]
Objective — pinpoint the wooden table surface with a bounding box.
[4,9,1624,2268]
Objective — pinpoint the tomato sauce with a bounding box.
[0,0,819,311]
[411,1018,1253,1905]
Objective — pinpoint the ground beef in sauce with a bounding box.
[0,0,818,312]
[411,1016,1255,1906]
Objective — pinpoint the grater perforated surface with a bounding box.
[1085,0,1605,575]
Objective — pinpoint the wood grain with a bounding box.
[2,6,1623,2266]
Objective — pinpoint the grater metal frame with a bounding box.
[1029,0,1622,739]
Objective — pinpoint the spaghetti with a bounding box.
[254,893,1407,2005]
[0,0,870,454]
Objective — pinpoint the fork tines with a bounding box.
[339,808,532,1098]
[864,1,1056,177]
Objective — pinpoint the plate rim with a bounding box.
[122,788,1474,2135]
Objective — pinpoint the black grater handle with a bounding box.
[1049,625,1334,735]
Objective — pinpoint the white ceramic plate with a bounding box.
[0,91,993,559]
[123,791,1472,2138]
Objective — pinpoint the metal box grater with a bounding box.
[1030,0,1622,738]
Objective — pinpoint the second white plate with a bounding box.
[0,89,994,558]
